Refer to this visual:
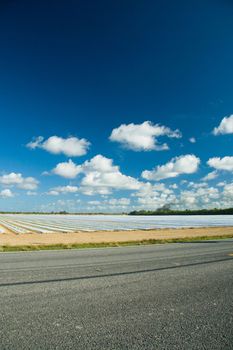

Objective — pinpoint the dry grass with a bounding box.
[0,228,233,252]
[0,235,233,252]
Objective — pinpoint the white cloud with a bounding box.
[108,198,130,206]
[170,184,178,189]
[27,135,90,157]
[0,173,24,185]
[207,156,233,171]
[80,187,111,196]
[87,200,101,205]
[18,177,39,190]
[213,115,233,135]
[47,190,60,196]
[51,154,142,195]
[80,155,141,194]
[26,191,37,196]
[202,170,218,181]
[37,179,233,211]
[133,182,173,198]
[131,182,176,210]
[137,192,176,209]
[40,199,78,212]
[178,187,220,209]
[26,136,44,149]
[0,189,14,198]
[88,197,130,206]
[0,173,39,190]
[82,154,116,173]
[216,181,226,187]
[142,154,200,181]
[179,191,197,206]
[109,121,181,151]
[217,183,233,207]
[189,137,196,143]
[47,185,78,195]
[52,159,82,179]
[187,182,208,189]
[180,180,188,184]
[86,197,131,212]
[133,182,233,211]
[223,183,233,196]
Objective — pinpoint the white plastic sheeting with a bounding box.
[0,214,232,234]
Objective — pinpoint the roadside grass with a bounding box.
[0,234,233,252]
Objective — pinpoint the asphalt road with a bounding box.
[0,240,233,350]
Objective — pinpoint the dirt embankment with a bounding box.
[0,226,233,247]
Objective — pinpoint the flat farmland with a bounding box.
[0,214,233,234]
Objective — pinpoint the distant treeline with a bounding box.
[1,208,233,215]
[129,208,233,216]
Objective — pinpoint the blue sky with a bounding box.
[0,0,233,212]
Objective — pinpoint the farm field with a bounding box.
[0,214,233,234]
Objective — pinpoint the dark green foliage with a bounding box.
[129,208,233,215]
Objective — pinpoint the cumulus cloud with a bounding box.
[142,154,200,181]
[173,186,220,209]
[133,182,172,198]
[40,199,78,212]
[27,135,90,157]
[41,180,233,211]
[213,115,233,135]
[0,173,39,190]
[130,179,233,211]
[133,181,233,211]
[137,191,176,209]
[87,200,101,205]
[217,182,233,207]
[109,121,181,151]
[52,159,82,179]
[0,189,14,198]
[51,154,142,195]
[85,197,131,212]
[170,184,178,189]
[187,182,208,189]
[189,137,196,143]
[47,185,79,196]
[223,183,233,198]
[130,182,176,210]
[202,170,218,181]
[108,198,130,206]
[217,181,226,187]
[26,191,37,196]
[80,187,111,196]
[89,198,130,207]
[80,155,141,194]
[207,156,233,171]
[82,154,116,173]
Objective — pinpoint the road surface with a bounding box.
[0,240,233,349]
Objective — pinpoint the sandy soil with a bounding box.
[0,226,233,246]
